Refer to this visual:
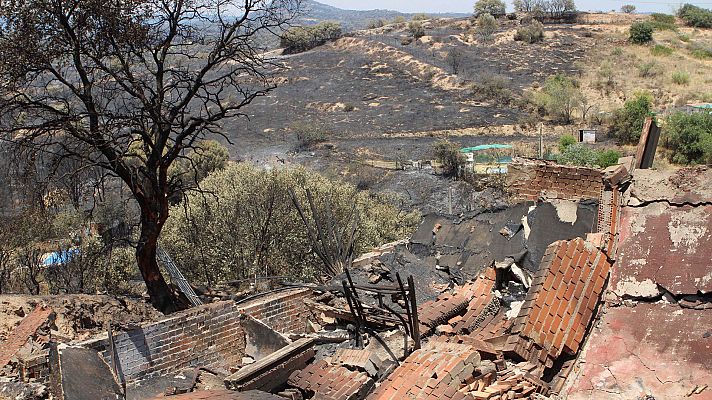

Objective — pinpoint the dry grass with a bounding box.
[577,27,712,113]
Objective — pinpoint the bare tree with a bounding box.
[290,188,359,279]
[0,0,301,312]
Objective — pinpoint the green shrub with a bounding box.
[678,4,712,28]
[672,70,691,85]
[663,111,712,164]
[629,22,654,44]
[473,73,512,104]
[412,13,429,21]
[291,122,329,151]
[650,44,673,56]
[474,0,506,16]
[558,134,577,152]
[281,22,342,54]
[432,139,466,178]
[515,21,544,44]
[408,21,426,38]
[679,33,691,42]
[637,60,661,77]
[555,144,622,168]
[476,13,498,41]
[367,19,386,29]
[161,164,420,284]
[392,16,406,24]
[688,42,712,59]
[611,92,653,144]
[611,47,624,56]
[597,149,622,168]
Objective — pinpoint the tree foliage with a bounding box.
[535,75,582,124]
[161,164,419,285]
[432,140,466,178]
[474,0,506,17]
[556,144,621,168]
[678,4,712,28]
[621,4,636,14]
[0,0,300,312]
[280,22,343,54]
[663,112,712,165]
[611,92,653,144]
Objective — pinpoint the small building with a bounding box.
[578,129,597,143]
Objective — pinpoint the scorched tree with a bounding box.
[0,0,301,312]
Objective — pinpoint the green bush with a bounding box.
[474,0,506,16]
[473,73,512,104]
[637,60,661,77]
[412,13,429,21]
[678,4,712,28]
[679,33,691,42]
[663,111,712,164]
[611,92,653,144]
[281,22,343,54]
[597,149,622,168]
[476,13,498,41]
[408,21,426,38]
[514,21,544,44]
[291,122,329,151]
[672,70,691,85]
[161,164,420,284]
[433,139,466,178]
[555,144,622,168]
[367,19,386,29]
[629,22,654,44]
[611,47,624,56]
[558,134,577,152]
[650,44,673,56]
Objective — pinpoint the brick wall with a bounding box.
[83,301,246,383]
[507,158,603,202]
[237,288,314,334]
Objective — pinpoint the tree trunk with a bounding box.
[136,207,179,314]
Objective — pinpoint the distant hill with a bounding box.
[299,0,470,31]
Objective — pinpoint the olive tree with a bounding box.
[474,0,506,16]
[0,0,301,312]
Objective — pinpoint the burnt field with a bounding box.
[224,19,597,160]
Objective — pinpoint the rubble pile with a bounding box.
[2,159,708,400]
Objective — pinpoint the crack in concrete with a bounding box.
[626,197,712,209]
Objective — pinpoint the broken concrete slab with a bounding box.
[53,347,123,400]
[615,203,712,296]
[224,337,315,392]
[564,303,712,400]
[241,315,290,361]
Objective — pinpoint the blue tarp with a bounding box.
[42,249,80,266]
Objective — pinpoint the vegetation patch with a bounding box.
[672,70,691,85]
[629,22,654,44]
[281,22,343,54]
[515,21,545,44]
[650,44,673,56]
[678,4,712,29]
[663,112,712,164]
[649,13,678,31]
[610,92,653,144]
